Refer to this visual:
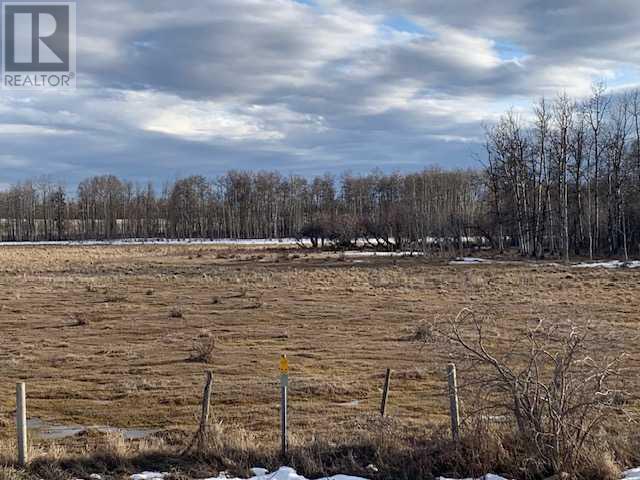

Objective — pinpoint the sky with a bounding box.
[1,0,640,187]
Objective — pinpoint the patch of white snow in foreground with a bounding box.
[130,467,367,480]
[130,473,169,480]
[437,476,508,480]
[573,260,640,269]
[129,466,640,480]
[625,467,640,479]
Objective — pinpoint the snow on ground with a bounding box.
[573,260,640,269]
[127,466,640,480]
[0,238,304,247]
[625,468,640,480]
[437,475,507,480]
[435,468,640,480]
[343,251,424,257]
[449,257,493,265]
[129,467,367,480]
[130,473,168,480]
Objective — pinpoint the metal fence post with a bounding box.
[16,382,27,466]
[279,354,289,457]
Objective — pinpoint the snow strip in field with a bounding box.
[573,260,640,269]
[0,238,303,247]
[343,251,423,257]
[449,257,493,265]
[128,466,640,480]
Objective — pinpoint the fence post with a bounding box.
[279,354,289,458]
[16,382,27,466]
[380,368,392,417]
[199,372,213,432]
[447,363,460,442]
[181,371,214,455]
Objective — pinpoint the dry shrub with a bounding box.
[579,448,621,480]
[189,332,216,364]
[25,430,169,480]
[409,321,433,343]
[0,466,30,480]
[424,308,632,478]
[4,416,634,480]
[170,307,184,319]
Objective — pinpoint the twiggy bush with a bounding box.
[426,308,629,478]
[189,332,216,364]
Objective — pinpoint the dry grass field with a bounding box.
[0,244,639,458]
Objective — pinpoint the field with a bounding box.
[0,244,639,454]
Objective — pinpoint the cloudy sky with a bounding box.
[1,0,640,186]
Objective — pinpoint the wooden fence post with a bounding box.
[447,363,460,442]
[199,371,213,433]
[380,368,391,417]
[16,382,27,466]
[279,354,289,458]
[182,371,214,455]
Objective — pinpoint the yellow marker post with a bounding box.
[279,354,289,457]
[279,354,289,374]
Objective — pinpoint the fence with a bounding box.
[12,360,461,465]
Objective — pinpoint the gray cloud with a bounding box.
[1,0,639,187]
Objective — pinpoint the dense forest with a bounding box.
[2,86,640,260]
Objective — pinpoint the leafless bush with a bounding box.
[190,332,216,364]
[410,321,434,343]
[170,306,184,319]
[426,308,629,477]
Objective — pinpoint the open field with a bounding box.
[0,244,639,453]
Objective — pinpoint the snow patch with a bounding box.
[130,473,169,480]
[449,257,493,265]
[198,467,367,480]
[573,260,640,269]
[438,476,508,480]
[129,467,367,480]
[0,238,303,247]
[625,467,640,479]
[128,466,640,480]
[343,251,422,257]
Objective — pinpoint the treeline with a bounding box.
[486,85,640,260]
[2,85,640,259]
[0,170,484,253]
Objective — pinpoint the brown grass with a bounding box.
[0,417,637,480]
[0,245,639,477]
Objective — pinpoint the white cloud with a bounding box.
[123,91,286,142]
